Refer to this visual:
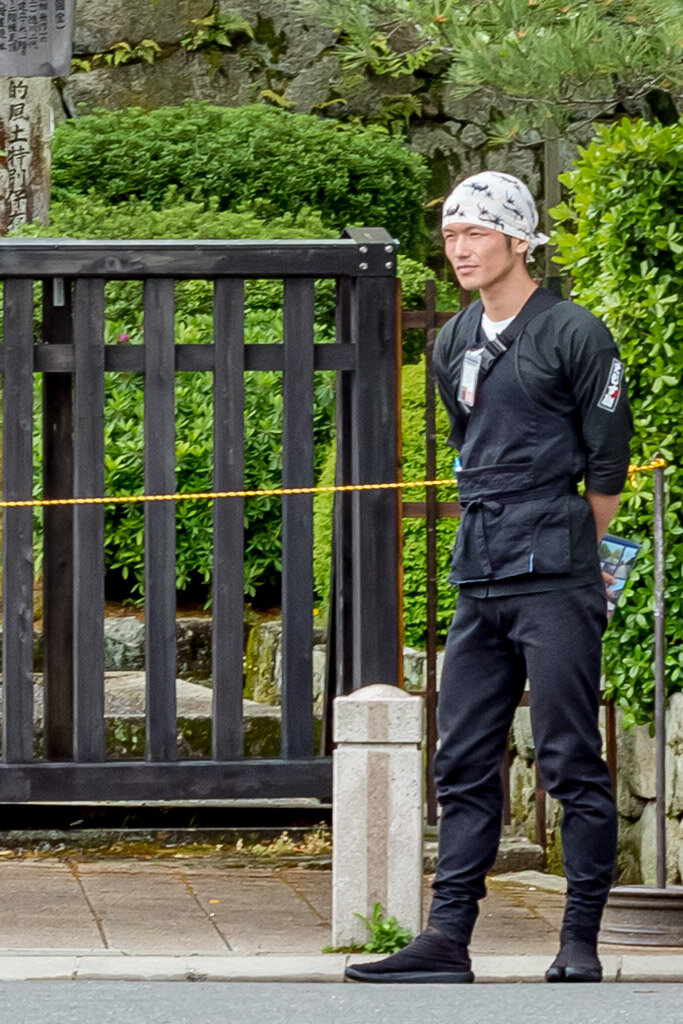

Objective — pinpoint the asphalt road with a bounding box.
[2,982,683,1024]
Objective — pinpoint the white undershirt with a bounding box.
[481,312,515,341]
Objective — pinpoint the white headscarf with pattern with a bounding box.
[442,171,549,262]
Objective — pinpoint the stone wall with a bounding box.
[56,0,593,213]
[492,698,683,887]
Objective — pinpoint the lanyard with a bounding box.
[457,288,561,414]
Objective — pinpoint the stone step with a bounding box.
[0,826,546,876]
[0,673,312,759]
[424,834,545,874]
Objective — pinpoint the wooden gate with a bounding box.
[0,230,401,802]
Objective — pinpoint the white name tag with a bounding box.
[459,348,484,408]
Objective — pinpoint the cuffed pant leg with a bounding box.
[428,593,526,943]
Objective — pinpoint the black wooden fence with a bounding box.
[0,230,401,803]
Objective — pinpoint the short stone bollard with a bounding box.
[332,683,424,947]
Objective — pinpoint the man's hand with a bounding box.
[602,568,616,592]
[586,490,621,542]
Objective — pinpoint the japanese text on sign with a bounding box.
[5,78,31,230]
[0,0,75,76]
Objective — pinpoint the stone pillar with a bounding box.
[332,683,424,947]
[0,76,52,234]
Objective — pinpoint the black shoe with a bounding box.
[546,936,602,983]
[345,929,474,984]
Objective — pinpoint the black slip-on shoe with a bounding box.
[545,938,602,983]
[546,964,602,983]
[344,930,474,984]
[345,964,474,984]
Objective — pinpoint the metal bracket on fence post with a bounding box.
[52,277,65,307]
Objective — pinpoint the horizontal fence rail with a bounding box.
[0,237,396,278]
[0,231,401,804]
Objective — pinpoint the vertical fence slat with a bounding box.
[281,278,315,759]
[42,278,74,760]
[2,280,35,763]
[350,275,400,690]
[73,279,106,762]
[144,279,177,762]
[212,279,245,759]
[322,278,354,755]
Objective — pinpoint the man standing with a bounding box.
[346,171,633,984]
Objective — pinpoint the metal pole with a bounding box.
[653,464,667,890]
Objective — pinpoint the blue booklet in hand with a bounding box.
[599,534,641,619]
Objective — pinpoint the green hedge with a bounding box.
[552,116,683,726]
[314,358,459,646]
[51,102,430,256]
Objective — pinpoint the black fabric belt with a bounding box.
[458,484,577,509]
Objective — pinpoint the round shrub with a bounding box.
[51,102,430,256]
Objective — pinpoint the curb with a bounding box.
[0,952,682,983]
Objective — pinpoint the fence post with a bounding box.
[42,277,74,761]
[348,263,401,690]
[332,684,424,946]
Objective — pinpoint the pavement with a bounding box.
[0,857,681,983]
[5,983,683,1024]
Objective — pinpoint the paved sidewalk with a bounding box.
[0,859,680,981]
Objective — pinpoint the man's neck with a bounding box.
[480,271,538,322]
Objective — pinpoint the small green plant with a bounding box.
[323,902,413,954]
[356,902,413,953]
[181,14,254,51]
[237,824,332,858]
[71,39,161,73]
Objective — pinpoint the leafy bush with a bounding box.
[314,357,459,645]
[552,116,683,726]
[51,102,430,256]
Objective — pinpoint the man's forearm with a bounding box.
[585,490,621,542]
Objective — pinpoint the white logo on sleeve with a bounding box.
[598,358,624,411]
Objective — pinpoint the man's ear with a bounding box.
[514,238,530,259]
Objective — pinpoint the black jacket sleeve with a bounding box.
[561,313,634,494]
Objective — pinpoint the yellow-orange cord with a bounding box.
[0,459,666,510]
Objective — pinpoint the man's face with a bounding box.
[442,223,527,292]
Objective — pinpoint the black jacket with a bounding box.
[433,291,634,594]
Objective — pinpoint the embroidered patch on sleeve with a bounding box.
[598,358,624,411]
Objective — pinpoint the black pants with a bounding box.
[427,583,616,944]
